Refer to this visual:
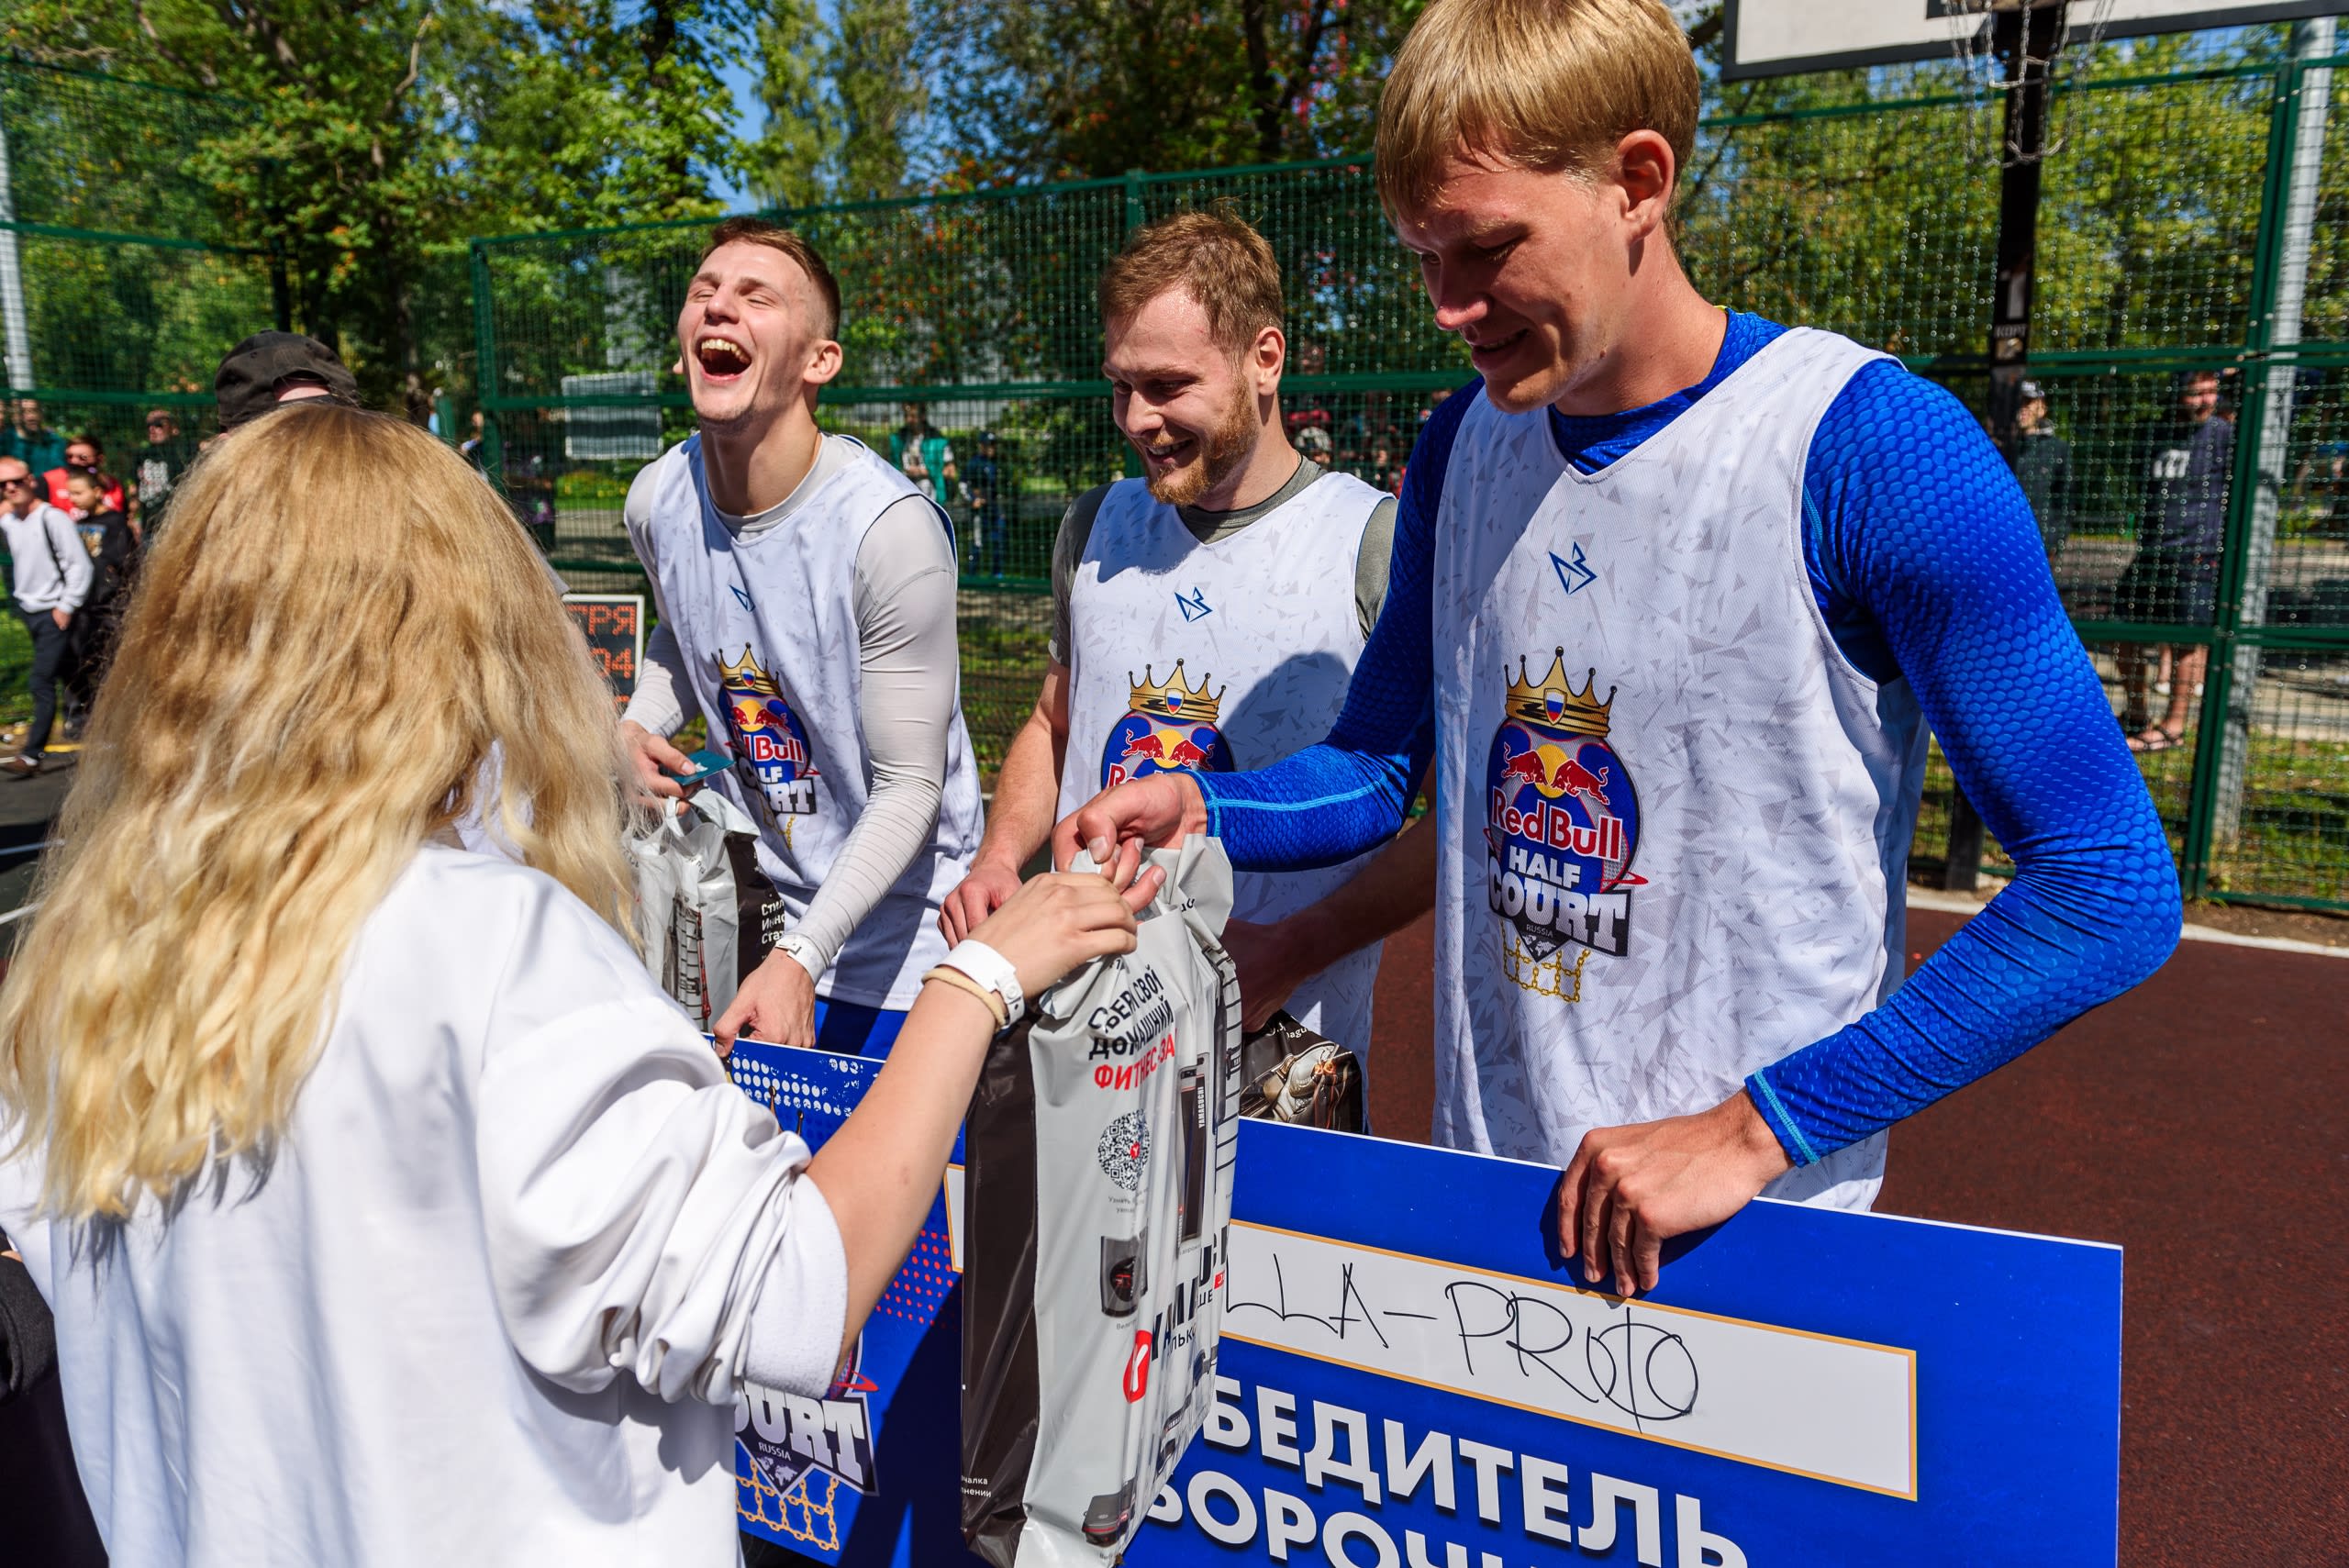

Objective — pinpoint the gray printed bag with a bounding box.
[626,790,763,1026]
[962,838,1242,1565]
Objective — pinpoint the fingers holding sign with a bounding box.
[1555,1090,1793,1297]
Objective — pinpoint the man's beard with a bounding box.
[1141,382,1259,506]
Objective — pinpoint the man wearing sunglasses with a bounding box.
[0,458,93,779]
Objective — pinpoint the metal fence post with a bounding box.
[0,113,37,393]
[2179,53,2311,900]
[2206,24,2335,873]
[468,239,507,495]
[1945,0,2061,893]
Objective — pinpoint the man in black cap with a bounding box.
[2007,378,2073,565]
[214,331,360,431]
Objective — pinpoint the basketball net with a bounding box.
[1943,0,2121,167]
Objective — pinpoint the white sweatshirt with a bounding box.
[0,499,94,613]
[0,845,847,1567]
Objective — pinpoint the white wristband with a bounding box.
[939,939,1023,1022]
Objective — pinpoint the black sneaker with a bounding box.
[1,755,39,780]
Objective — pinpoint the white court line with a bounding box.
[1907,886,2349,961]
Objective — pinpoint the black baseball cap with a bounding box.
[215,332,361,429]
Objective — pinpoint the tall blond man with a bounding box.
[1062,0,2179,1292]
[941,211,1432,1053]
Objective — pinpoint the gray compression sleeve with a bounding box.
[783,495,960,979]
[620,462,693,738]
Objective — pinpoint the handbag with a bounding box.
[1236,1010,1364,1132]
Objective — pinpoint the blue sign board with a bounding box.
[726,1041,964,1564]
[729,1050,2121,1567]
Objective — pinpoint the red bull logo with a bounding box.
[718,647,819,818]
[1485,659,1641,965]
[1100,662,1232,790]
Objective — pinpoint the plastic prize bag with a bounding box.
[626,789,763,1027]
[961,838,1242,1566]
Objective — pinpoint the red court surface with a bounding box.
[1364,907,2348,1568]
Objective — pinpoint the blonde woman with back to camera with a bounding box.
[0,405,1159,1565]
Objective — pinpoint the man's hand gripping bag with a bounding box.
[962,839,1242,1565]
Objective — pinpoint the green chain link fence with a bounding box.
[6,49,2343,910]
[0,61,283,726]
[471,54,2349,912]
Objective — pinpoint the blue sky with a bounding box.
[711,56,768,209]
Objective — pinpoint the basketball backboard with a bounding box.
[1720,0,2346,80]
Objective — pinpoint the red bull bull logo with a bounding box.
[1099,661,1232,790]
[1485,651,1641,969]
[718,646,820,817]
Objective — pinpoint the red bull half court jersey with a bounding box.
[640,434,985,1008]
[1433,328,1925,1208]
[1058,473,1388,1052]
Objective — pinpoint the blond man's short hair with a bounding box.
[1097,206,1285,359]
[701,217,842,339]
[1375,0,1699,217]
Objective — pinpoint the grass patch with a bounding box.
[1912,735,2349,904]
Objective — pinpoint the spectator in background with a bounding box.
[1364,434,1403,495]
[0,456,93,779]
[44,435,126,516]
[2117,368,2232,754]
[215,330,361,431]
[889,401,956,507]
[964,429,1009,578]
[61,467,139,710]
[133,408,201,538]
[2007,379,2073,564]
[461,409,487,470]
[6,400,65,476]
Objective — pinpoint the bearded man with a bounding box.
[941,209,1432,1059]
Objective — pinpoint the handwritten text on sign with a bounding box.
[1220,1221,1917,1498]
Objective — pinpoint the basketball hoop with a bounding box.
[1943,0,2122,166]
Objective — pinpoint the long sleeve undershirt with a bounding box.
[1194,312,2181,1164]
[623,439,959,984]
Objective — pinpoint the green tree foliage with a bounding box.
[923,0,1428,183]
[0,0,757,417]
[751,0,835,209]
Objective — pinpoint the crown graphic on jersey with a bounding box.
[718,646,785,699]
[1506,648,1613,738]
[1127,660,1225,726]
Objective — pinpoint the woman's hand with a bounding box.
[967,840,1165,999]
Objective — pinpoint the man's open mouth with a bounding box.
[696,335,752,379]
[1141,437,1197,467]
[1466,328,1527,362]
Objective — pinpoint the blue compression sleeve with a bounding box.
[1192,384,1468,867]
[1745,363,2182,1162]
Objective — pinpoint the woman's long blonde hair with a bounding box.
[0,405,639,1221]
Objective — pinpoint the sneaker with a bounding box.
[0,755,39,780]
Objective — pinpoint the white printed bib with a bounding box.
[1429,329,1928,1206]
[641,435,984,1007]
[1060,472,1388,1051]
